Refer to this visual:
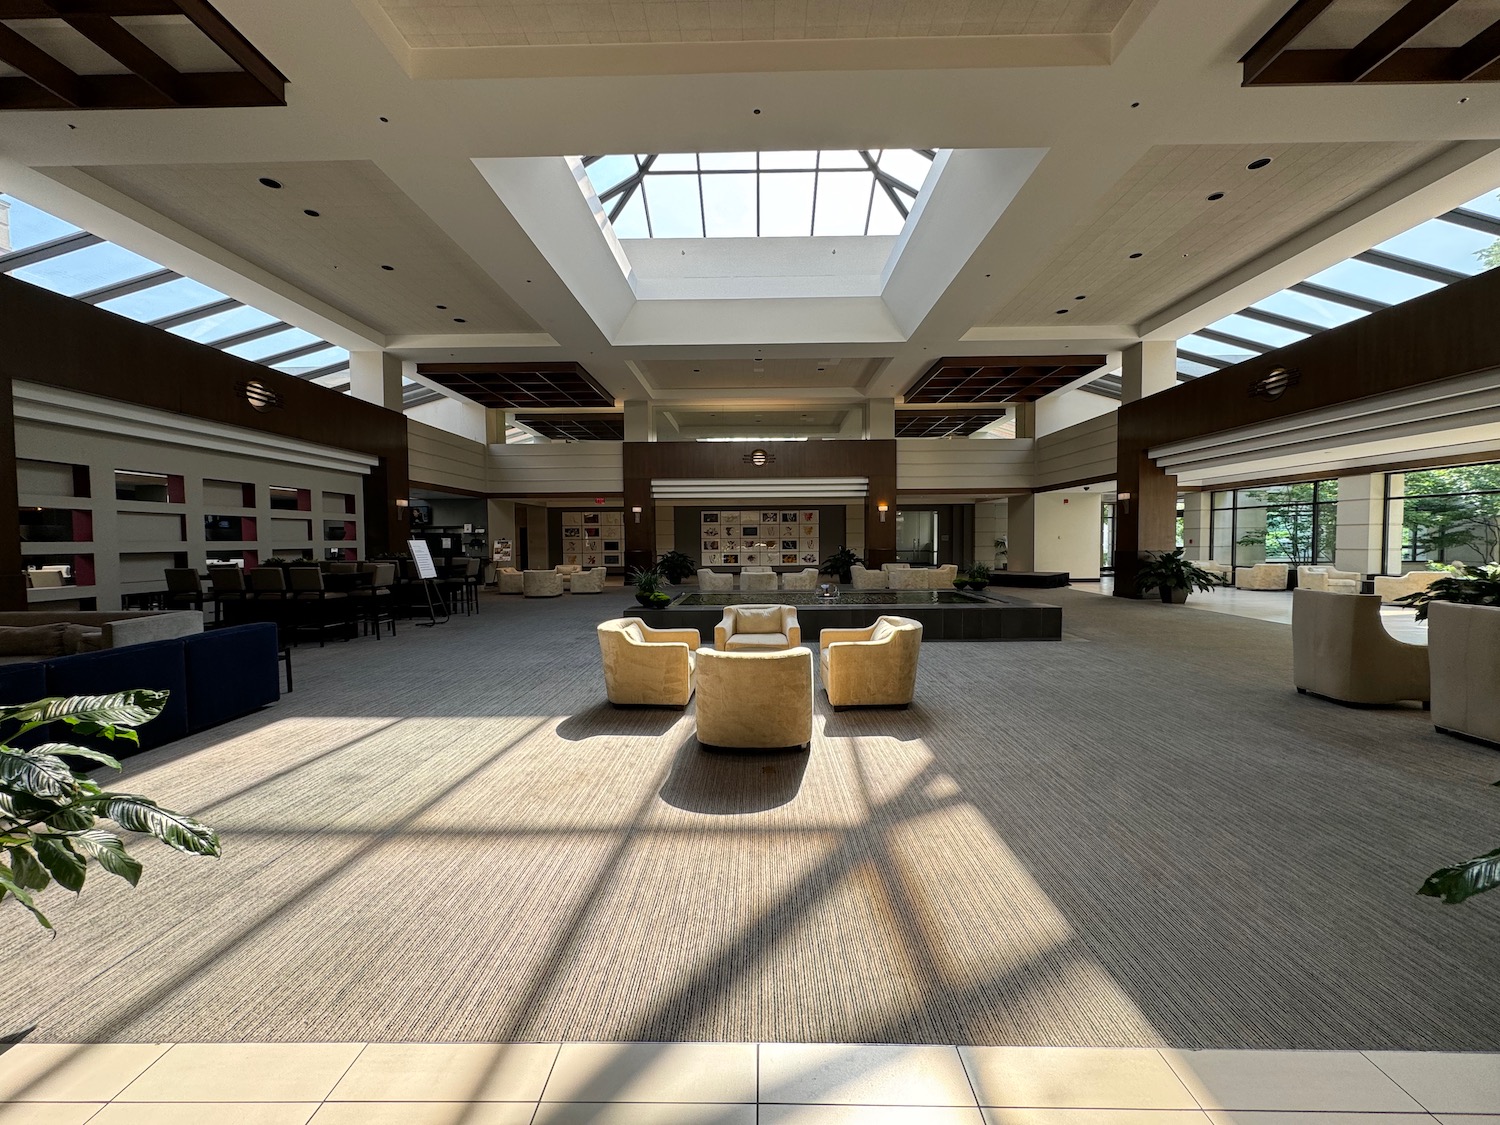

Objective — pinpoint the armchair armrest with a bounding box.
[714,612,734,650]
[638,623,702,647]
[783,610,801,648]
[819,625,876,646]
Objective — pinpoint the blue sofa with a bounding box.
[0,623,279,756]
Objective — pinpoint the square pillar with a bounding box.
[349,351,403,410]
[1335,473,1387,577]
[624,401,655,442]
[867,398,895,440]
[1121,341,1177,403]
[1181,493,1211,560]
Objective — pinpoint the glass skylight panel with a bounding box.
[223,327,320,361]
[1251,289,1364,329]
[10,241,159,296]
[273,346,347,373]
[98,276,223,322]
[1177,358,1221,378]
[581,149,936,239]
[0,194,81,251]
[1180,334,1256,362]
[1305,258,1443,304]
[1376,220,1491,275]
[1456,189,1500,220]
[170,305,278,343]
[1207,312,1306,348]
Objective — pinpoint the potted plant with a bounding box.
[0,690,220,930]
[1136,548,1220,603]
[1396,562,1500,620]
[994,536,1008,571]
[964,562,992,591]
[819,547,865,585]
[655,550,696,585]
[631,566,664,607]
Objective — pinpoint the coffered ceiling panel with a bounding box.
[905,356,1106,403]
[640,357,879,390]
[418,363,615,408]
[78,160,540,336]
[373,0,1136,48]
[986,141,1445,329]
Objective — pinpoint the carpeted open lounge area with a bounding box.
[9,588,1497,1051]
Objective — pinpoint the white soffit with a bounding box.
[474,149,1045,347]
[652,477,869,500]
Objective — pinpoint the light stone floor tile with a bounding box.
[759,1043,977,1107]
[0,1044,170,1102]
[1365,1051,1500,1113]
[309,1105,536,1125]
[0,1105,103,1125]
[542,1043,757,1104]
[90,1104,319,1125]
[960,1047,1200,1109]
[1205,1114,1440,1125]
[763,1105,985,1123]
[985,1114,1212,1125]
[1163,1051,1425,1112]
[534,1104,759,1124]
[327,1042,559,1101]
[115,1042,365,1103]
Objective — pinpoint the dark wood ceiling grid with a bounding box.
[514,414,625,441]
[894,411,1007,438]
[903,355,1106,404]
[0,0,286,109]
[415,362,616,409]
[1243,0,1500,85]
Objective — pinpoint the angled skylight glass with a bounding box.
[1177,186,1500,376]
[0,193,351,388]
[580,150,937,239]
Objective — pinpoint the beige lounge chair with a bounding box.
[496,567,524,594]
[570,567,607,594]
[523,570,564,597]
[1292,589,1429,706]
[819,615,923,710]
[697,569,734,591]
[597,618,699,708]
[928,564,959,589]
[1429,601,1500,746]
[781,568,820,590]
[695,647,813,750]
[850,565,887,590]
[888,568,929,590]
[740,568,779,592]
[1236,563,1289,590]
[1298,564,1360,594]
[714,604,801,651]
[1373,570,1440,604]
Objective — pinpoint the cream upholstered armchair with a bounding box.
[1429,601,1500,746]
[888,567,929,590]
[597,618,699,708]
[695,647,813,749]
[928,564,959,589]
[740,567,779,592]
[1235,563,1289,590]
[523,570,564,597]
[1292,589,1429,706]
[881,562,910,573]
[714,603,801,651]
[850,564,887,590]
[697,569,734,591]
[570,567,607,594]
[819,615,923,710]
[1197,560,1233,585]
[781,567,820,590]
[496,567,524,594]
[1373,570,1440,604]
[1298,564,1360,594]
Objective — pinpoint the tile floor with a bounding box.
[0,1042,1494,1124]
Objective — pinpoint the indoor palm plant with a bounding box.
[655,550,696,585]
[0,690,220,930]
[819,547,864,584]
[1395,562,1500,620]
[963,562,992,591]
[1135,548,1220,603]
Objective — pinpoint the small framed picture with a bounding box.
[703,539,719,552]
[563,512,582,526]
[782,553,798,564]
[742,525,758,537]
[604,553,622,565]
[801,552,818,564]
[802,524,816,537]
[563,527,581,538]
[583,512,600,525]
[802,511,818,523]
[703,552,721,565]
[604,540,620,551]
[782,539,797,551]
[761,510,779,524]
[702,512,719,524]
[584,527,600,538]
[723,552,739,564]
[781,510,799,524]
[744,552,760,564]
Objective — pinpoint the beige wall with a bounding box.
[1009,491,1103,580]
[1034,413,1116,490]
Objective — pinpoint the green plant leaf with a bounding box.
[71,830,142,887]
[0,870,52,930]
[0,690,167,731]
[0,748,77,800]
[102,796,220,857]
[7,845,50,892]
[45,805,97,832]
[1418,846,1500,905]
[31,743,121,771]
[33,835,87,894]
[0,788,56,823]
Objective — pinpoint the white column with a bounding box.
[1181,493,1211,560]
[1335,473,1386,577]
[973,500,1002,567]
[1121,341,1177,403]
[485,409,510,444]
[348,351,403,410]
[624,401,655,442]
[1007,492,1103,579]
[866,398,895,440]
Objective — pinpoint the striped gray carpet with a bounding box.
[6,589,1498,1048]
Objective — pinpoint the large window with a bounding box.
[1211,481,1337,567]
[1387,462,1500,571]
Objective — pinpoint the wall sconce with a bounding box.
[631,505,643,523]
[395,498,410,508]
[877,501,889,523]
[1117,492,1131,515]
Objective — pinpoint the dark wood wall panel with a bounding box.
[0,275,409,609]
[1114,265,1500,594]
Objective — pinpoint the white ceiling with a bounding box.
[0,0,1498,421]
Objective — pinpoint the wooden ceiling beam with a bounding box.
[1445,17,1500,80]
[1340,0,1461,82]
[174,0,287,104]
[0,21,82,105]
[0,70,281,109]
[0,0,177,14]
[1240,0,1337,84]
[62,13,184,103]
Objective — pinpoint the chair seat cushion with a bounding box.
[725,632,789,650]
[734,606,786,634]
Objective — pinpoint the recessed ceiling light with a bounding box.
[1206,192,1225,201]
[692,368,700,373]
[1074,294,1086,300]
[1056,309,1069,315]
[1130,101,1141,108]
[453,317,466,323]
[1458,96,1470,104]
[435,304,447,310]
[753,108,762,115]
[378,116,390,123]
[303,209,320,217]
[1128,252,1143,259]
[380,264,394,271]
[258,177,282,189]
[1247,157,1272,170]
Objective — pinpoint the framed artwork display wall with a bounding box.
[700,509,818,566]
[561,510,624,567]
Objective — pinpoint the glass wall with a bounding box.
[1386,462,1500,571]
[1211,481,1337,566]
[894,509,937,564]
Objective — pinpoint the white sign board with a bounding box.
[408,539,438,579]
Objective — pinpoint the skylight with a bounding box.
[1175,187,1500,378]
[580,150,937,239]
